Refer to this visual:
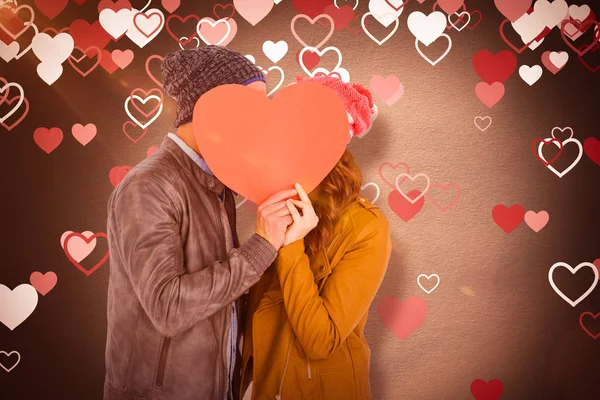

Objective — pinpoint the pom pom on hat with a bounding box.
[295,74,378,142]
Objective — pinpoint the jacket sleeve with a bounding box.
[108,175,277,338]
[275,214,392,360]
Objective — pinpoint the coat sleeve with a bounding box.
[275,213,392,360]
[108,175,277,338]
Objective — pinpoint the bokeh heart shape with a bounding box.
[193,82,349,205]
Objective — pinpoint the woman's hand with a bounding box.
[282,183,319,247]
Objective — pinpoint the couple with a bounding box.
[103,46,392,400]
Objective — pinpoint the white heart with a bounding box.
[362,12,399,45]
[262,40,288,64]
[245,54,256,64]
[550,126,573,140]
[360,182,381,204]
[261,65,284,97]
[99,8,134,40]
[0,351,21,373]
[299,45,343,77]
[537,137,583,178]
[414,34,452,66]
[60,230,97,262]
[533,0,569,29]
[407,11,447,47]
[0,82,24,124]
[519,65,543,86]
[32,32,74,65]
[474,116,492,132]
[126,9,165,48]
[417,274,440,294]
[124,95,164,129]
[0,40,19,62]
[395,173,430,204]
[178,36,200,50]
[334,0,358,10]
[568,4,590,22]
[549,51,568,69]
[196,17,232,46]
[448,11,470,32]
[13,22,38,60]
[511,12,546,44]
[0,284,38,331]
[528,37,544,51]
[36,62,63,86]
[548,262,599,307]
[368,0,404,28]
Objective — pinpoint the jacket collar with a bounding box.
[159,135,225,195]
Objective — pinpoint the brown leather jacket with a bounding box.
[104,136,277,400]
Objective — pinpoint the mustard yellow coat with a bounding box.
[240,196,392,400]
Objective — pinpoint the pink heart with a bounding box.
[232,0,273,26]
[71,123,97,145]
[370,74,404,106]
[33,127,63,154]
[377,295,427,340]
[494,0,532,22]
[475,82,505,108]
[524,210,549,232]
[146,146,159,157]
[60,230,97,262]
[161,0,180,13]
[111,49,134,69]
[29,271,58,296]
[437,0,465,15]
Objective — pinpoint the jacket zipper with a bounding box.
[217,196,233,399]
[156,337,171,386]
[275,334,295,400]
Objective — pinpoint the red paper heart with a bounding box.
[109,165,132,187]
[68,46,101,77]
[498,18,536,54]
[193,83,349,205]
[145,54,164,88]
[122,121,148,143]
[0,95,29,131]
[323,4,354,31]
[69,19,111,50]
[560,19,600,57]
[471,379,504,400]
[532,138,563,166]
[35,0,68,20]
[291,0,330,19]
[295,49,320,70]
[387,189,424,222]
[212,3,235,20]
[583,137,600,166]
[99,48,119,73]
[63,232,109,276]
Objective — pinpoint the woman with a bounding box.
[240,75,392,400]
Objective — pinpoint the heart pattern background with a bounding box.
[1,0,599,399]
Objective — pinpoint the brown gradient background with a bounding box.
[1,0,599,399]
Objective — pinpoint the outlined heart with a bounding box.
[0,351,21,372]
[378,161,410,188]
[579,311,600,339]
[537,137,583,178]
[532,138,563,166]
[474,116,492,131]
[68,46,101,77]
[360,182,380,204]
[196,17,231,46]
[417,274,440,294]
[144,54,163,88]
[395,172,430,204]
[427,182,460,212]
[63,231,109,276]
[290,13,335,49]
[361,12,399,45]
[165,13,200,45]
[548,262,599,307]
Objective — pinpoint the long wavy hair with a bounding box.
[305,149,363,258]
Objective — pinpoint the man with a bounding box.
[103,46,296,400]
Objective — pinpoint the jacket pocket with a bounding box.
[155,337,171,387]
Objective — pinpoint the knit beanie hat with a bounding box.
[295,74,378,142]
[162,45,267,127]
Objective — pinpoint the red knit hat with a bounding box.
[295,74,379,142]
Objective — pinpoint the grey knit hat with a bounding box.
[161,45,266,127]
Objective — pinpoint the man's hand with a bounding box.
[282,183,319,247]
[255,188,297,250]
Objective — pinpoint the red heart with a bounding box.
[33,127,63,154]
[0,4,28,44]
[378,161,410,188]
[34,0,68,20]
[498,18,536,54]
[492,204,524,233]
[69,19,111,50]
[109,165,132,187]
[97,0,132,12]
[145,54,164,88]
[532,138,563,166]
[470,379,504,400]
[99,48,119,74]
[122,121,148,143]
[560,19,600,56]
[466,10,483,30]
[579,311,600,339]
[377,296,427,340]
[212,3,235,20]
[68,46,101,77]
[72,0,87,5]
[295,49,320,70]
[578,43,600,72]
[29,271,58,296]
[165,14,200,45]
[63,232,109,276]
[387,189,424,222]
[323,4,354,31]
[584,137,600,166]
[291,0,330,19]
[437,0,465,15]
[432,1,466,29]
[193,83,350,205]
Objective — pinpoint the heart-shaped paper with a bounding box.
[193,82,349,205]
